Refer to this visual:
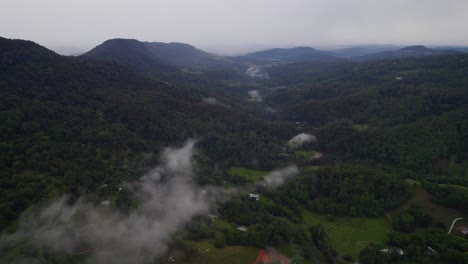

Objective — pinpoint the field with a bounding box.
[294,150,315,159]
[352,124,369,131]
[211,218,234,232]
[301,210,392,260]
[228,166,269,182]
[389,179,465,227]
[187,240,258,264]
[195,178,466,263]
[296,179,467,260]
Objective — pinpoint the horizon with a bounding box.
[4,35,468,56]
[2,0,468,55]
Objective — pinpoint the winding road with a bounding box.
[448,217,463,234]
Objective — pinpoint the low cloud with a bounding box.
[256,165,299,189]
[248,90,262,102]
[287,133,317,149]
[0,140,300,263]
[265,106,277,113]
[0,140,212,264]
[202,97,218,105]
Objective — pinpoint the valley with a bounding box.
[0,36,467,264]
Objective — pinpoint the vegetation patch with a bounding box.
[228,166,269,182]
[390,179,465,227]
[211,219,235,232]
[186,240,258,264]
[352,124,369,131]
[302,210,392,259]
[294,150,315,158]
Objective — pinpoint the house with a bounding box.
[249,193,260,201]
[380,248,392,254]
[207,214,218,222]
[395,247,404,256]
[455,225,468,235]
[237,226,248,232]
[379,247,404,256]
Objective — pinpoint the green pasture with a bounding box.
[228,166,269,182]
[301,210,391,260]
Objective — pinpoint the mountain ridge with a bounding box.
[82,38,233,72]
[354,45,461,61]
[241,46,339,63]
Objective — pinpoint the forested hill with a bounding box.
[0,37,296,231]
[0,37,62,65]
[265,53,468,119]
[82,38,234,72]
[81,38,176,73]
[263,54,468,173]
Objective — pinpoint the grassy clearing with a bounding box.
[390,179,465,227]
[299,179,466,259]
[352,124,369,131]
[294,150,315,159]
[187,240,258,264]
[228,166,269,182]
[301,210,391,260]
[327,218,391,259]
[212,219,234,232]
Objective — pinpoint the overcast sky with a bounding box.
[1,0,468,54]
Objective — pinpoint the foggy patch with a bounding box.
[287,133,317,149]
[256,165,299,189]
[245,66,269,79]
[0,140,212,264]
[265,106,277,113]
[202,97,218,105]
[0,140,300,263]
[201,97,231,108]
[248,90,262,102]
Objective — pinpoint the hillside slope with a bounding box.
[82,38,233,72]
[0,37,295,231]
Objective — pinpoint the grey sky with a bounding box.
[1,0,468,54]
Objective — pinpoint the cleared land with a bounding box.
[228,166,269,182]
[302,210,392,260]
[294,150,315,158]
[187,240,258,264]
[390,179,465,227]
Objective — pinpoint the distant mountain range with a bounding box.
[353,45,461,61]
[240,47,339,63]
[81,39,467,73]
[432,46,468,53]
[329,45,404,57]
